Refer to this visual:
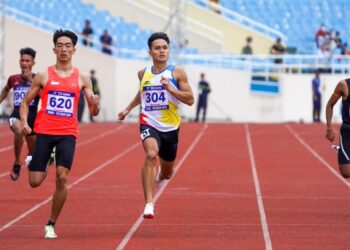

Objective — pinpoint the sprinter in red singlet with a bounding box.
[20,29,100,239]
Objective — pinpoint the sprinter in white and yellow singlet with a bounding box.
[118,32,194,219]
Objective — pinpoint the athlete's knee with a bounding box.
[339,166,350,178]
[29,178,43,188]
[340,171,350,178]
[56,173,67,185]
[145,150,158,162]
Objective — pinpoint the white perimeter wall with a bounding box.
[2,19,345,124]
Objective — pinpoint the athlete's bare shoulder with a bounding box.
[33,69,48,87]
[137,68,146,81]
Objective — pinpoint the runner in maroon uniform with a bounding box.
[0,47,39,180]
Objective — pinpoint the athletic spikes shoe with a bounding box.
[10,163,21,181]
[44,225,57,239]
[143,202,154,219]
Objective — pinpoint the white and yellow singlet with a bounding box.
[139,65,181,132]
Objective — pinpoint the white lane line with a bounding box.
[245,124,272,250]
[116,124,208,250]
[285,124,350,189]
[0,124,127,179]
[0,141,139,233]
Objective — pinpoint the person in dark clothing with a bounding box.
[100,30,113,55]
[0,47,39,181]
[195,73,211,122]
[326,78,350,179]
[89,69,100,122]
[77,90,85,123]
[270,37,286,64]
[81,19,93,47]
[312,70,322,122]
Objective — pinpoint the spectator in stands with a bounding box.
[315,23,326,49]
[81,19,93,47]
[241,36,253,55]
[312,69,321,122]
[270,37,286,64]
[195,73,211,122]
[100,29,113,55]
[89,69,100,122]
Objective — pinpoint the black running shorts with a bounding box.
[29,134,76,172]
[140,124,179,162]
[339,123,350,165]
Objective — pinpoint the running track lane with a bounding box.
[0,122,138,246]
[250,123,350,249]
[118,123,267,250]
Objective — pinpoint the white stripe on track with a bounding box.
[116,124,208,250]
[0,124,127,179]
[0,141,139,233]
[245,124,272,250]
[286,124,350,189]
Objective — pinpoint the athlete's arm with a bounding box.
[20,71,45,135]
[0,83,11,104]
[81,73,100,116]
[117,70,143,120]
[161,67,194,106]
[325,80,346,142]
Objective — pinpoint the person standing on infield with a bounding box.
[118,32,194,218]
[20,29,100,239]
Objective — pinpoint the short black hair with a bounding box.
[19,47,36,59]
[53,29,78,46]
[147,32,170,49]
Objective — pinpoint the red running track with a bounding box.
[0,122,349,249]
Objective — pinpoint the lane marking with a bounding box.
[245,124,273,250]
[116,124,208,250]
[285,124,350,189]
[0,124,127,179]
[0,141,139,233]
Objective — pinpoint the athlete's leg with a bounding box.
[29,171,48,187]
[142,137,159,203]
[158,158,175,181]
[25,134,36,155]
[339,164,350,178]
[10,119,24,164]
[49,166,69,223]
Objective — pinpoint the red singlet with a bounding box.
[34,66,80,138]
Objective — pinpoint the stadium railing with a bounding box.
[4,6,350,75]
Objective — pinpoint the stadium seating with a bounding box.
[204,0,350,54]
[6,0,153,52]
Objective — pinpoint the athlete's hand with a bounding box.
[91,94,100,106]
[118,109,129,120]
[325,127,335,142]
[21,122,32,135]
[160,75,170,91]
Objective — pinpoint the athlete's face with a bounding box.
[19,54,35,76]
[149,39,169,63]
[53,36,76,62]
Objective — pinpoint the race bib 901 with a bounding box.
[13,86,34,106]
[46,90,75,117]
[143,86,169,111]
